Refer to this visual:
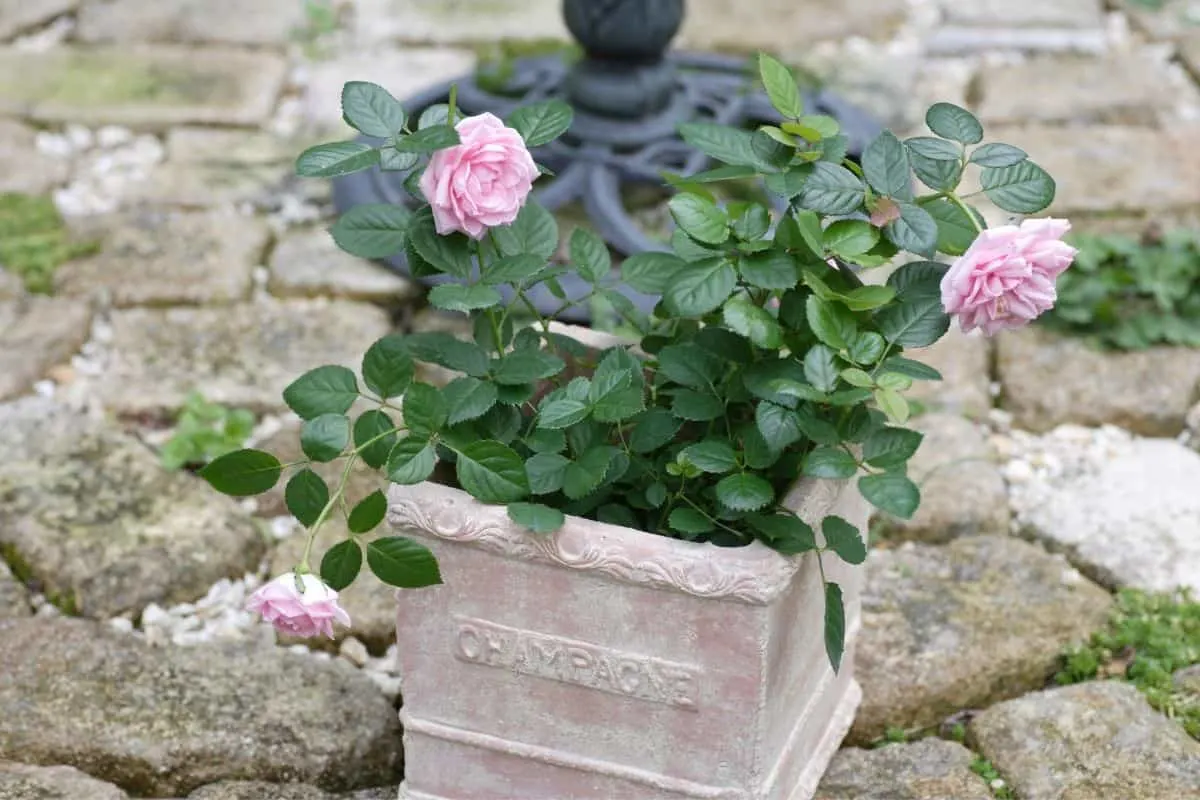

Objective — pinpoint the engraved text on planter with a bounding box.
[454,617,701,710]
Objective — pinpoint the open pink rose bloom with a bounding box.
[419,111,539,240]
[940,218,1078,336]
[246,572,351,639]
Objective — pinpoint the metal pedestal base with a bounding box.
[332,52,881,321]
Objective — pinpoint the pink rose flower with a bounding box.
[940,218,1078,336]
[418,112,539,240]
[247,572,351,639]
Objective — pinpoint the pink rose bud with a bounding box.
[418,111,539,240]
[940,218,1078,336]
[246,572,351,639]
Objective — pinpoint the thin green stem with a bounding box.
[945,191,984,233]
[298,452,357,573]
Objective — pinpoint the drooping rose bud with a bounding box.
[940,218,1078,336]
[418,112,540,240]
[246,572,351,639]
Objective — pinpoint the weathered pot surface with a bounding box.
[386,470,867,800]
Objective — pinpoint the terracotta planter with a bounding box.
[386,470,867,799]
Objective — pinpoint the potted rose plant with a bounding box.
[202,54,1075,800]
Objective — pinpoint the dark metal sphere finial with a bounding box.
[562,0,684,60]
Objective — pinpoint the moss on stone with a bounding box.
[1056,588,1200,739]
[0,193,99,294]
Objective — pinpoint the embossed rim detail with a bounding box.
[387,477,846,606]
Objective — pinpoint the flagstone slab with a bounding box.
[56,210,267,306]
[0,46,287,129]
[0,0,75,41]
[815,739,993,800]
[76,0,307,46]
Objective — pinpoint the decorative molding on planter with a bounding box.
[388,478,844,606]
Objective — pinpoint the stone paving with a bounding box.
[0,0,1199,798]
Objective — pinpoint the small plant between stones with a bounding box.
[200,54,1071,671]
[1056,588,1200,739]
[159,391,256,472]
[0,192,99,294]
[1039,227,1200,350]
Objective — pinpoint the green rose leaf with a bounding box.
[796,162,865,216]
[881,355,943,381]
[680,440,739,473]
[840,368,874,388]
[874,387,910,424]
[905,136,961,160]
[677,123,761,169]
[330,203,410,259]
[482,253,545,286]
[621,251,687,294]
[569,227,611,283]
[537,398,590,429]
[739,249,799,290]
[417,104,449,128]
[402,382,447,438]
[456,440,530,503]
[656,343,722,391]
[909,151,963,193]
[320,539,362,591]
[301,413,350,463]
[353,409,396,469]
[864,427,923,470]
[493,348,565,385]
[525,452,570,494]
[341,81,406,138]
[723,295,784,349]
[969,142,1027,168]
[672,389,725,421]
[925,102,983,145]
[296,141,380,178]
[403,331,489,378]
[790,209,825,259]
[198,449,282,496]
[755,401,803,449]
[362,335,415,401]
[862,130,913,200]
[507,502,566,534]
[748,513,817,554]
[848,331,886,365]
[506,99,574,147]
[563,446,620,500]
[716,473,774,512]
[590,384,645,423]
[385,437,437,484]
[408,210,474,278]
[393,124,460,153]
[669,507,714,536]
[286,468,329,528]
[492,201,559,260]
[366,536,443,588]
[758,52,805,119]
[283,365,358,420]
[348,489,388,534]
[822,516,866,565]
[803,344,840,393]
[803,446,858,479]
[629,409,682,453]
[379,147,419,172]
[806,295,858,351]
[824,220,880,259]
[663,257,738,317]
[875,296,950,348]
[859,472,921,518]
[669,193,730,245]
[442,376,499,426]
[824,582,846,673]
[981,161,1056,214]
[919,196,985,257]
[428,283,503,313]
[885,202,939,258]
[842,285,896,312]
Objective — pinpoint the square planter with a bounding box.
[386,471,867,800]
